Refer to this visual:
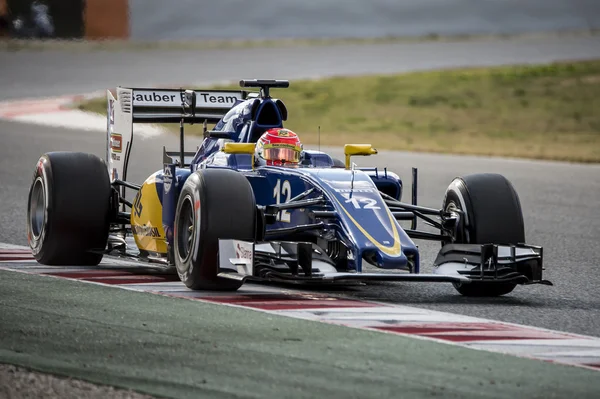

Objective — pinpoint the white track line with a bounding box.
[0,93,167,138]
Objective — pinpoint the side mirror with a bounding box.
[344,144,377,169]
[222,143,256,170]
[222,143,255,154]
[182,89,196,116]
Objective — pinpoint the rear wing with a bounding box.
[128,88,247,123]
[106,87,247,182]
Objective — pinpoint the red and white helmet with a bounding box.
[255,128,302,166]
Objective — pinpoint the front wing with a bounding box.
[216,240,550,286]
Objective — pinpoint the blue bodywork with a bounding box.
[159,97,416,273]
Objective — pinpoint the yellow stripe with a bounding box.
[130,172,167,254]
[332,196,402,257]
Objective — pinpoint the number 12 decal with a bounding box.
[343,194,381,210]
[273,179,292,223]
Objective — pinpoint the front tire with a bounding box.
[442,173,525,297]
[27,152,111,265]
[174,168,256,290]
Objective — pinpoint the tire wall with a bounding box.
[3,0,128,39]
[84,0,128,39]
[0,0,6,37]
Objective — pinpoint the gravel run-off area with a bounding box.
[0,363,157,399]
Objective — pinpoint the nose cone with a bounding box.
[362,248,408,269]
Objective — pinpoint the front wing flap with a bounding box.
[433,243,552,285]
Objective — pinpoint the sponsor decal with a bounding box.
[132,224,161,238]
[232,240,254,276]
[197,93,239,105]
[163,165,173,194]
[133,92,177,103]
[235,242,253,260]
[325,179,373,190]
[270,143,295,148]
[133,191,143,218]
[265,143,301,151]
[111,153,120,161]
[334,188,374,193]
[132,90,242,108]
[110,133,122,153]
[277,129,291,137]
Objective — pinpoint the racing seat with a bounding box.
[241,99,288,143]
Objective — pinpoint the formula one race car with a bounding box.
[26,79,551,296]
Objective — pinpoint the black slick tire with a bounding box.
[442,173,525,297]
[174,168,256,290]
[27,152,111,265]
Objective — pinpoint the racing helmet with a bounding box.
[255,128,302,166]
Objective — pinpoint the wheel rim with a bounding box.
[444,201,464,243]
[445,201,458,213]
[176,195,196,263]
[29,177,46,240]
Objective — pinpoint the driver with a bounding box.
[255,128,303,167]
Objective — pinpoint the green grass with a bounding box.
[77,59,600,162]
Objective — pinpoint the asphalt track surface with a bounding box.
[0,37,600,337]
[3,270,600,399]
[130,0,600,40]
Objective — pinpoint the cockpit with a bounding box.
[213,97,288,143]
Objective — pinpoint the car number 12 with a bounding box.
[273,179,291,223]
[342,194,381,210]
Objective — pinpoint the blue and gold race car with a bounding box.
[27,79,551,296]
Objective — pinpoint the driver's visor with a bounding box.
[262,144,301,163]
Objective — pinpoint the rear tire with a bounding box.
[174,168,256,290]
[442,173,524,297]
[27,152,111,265]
